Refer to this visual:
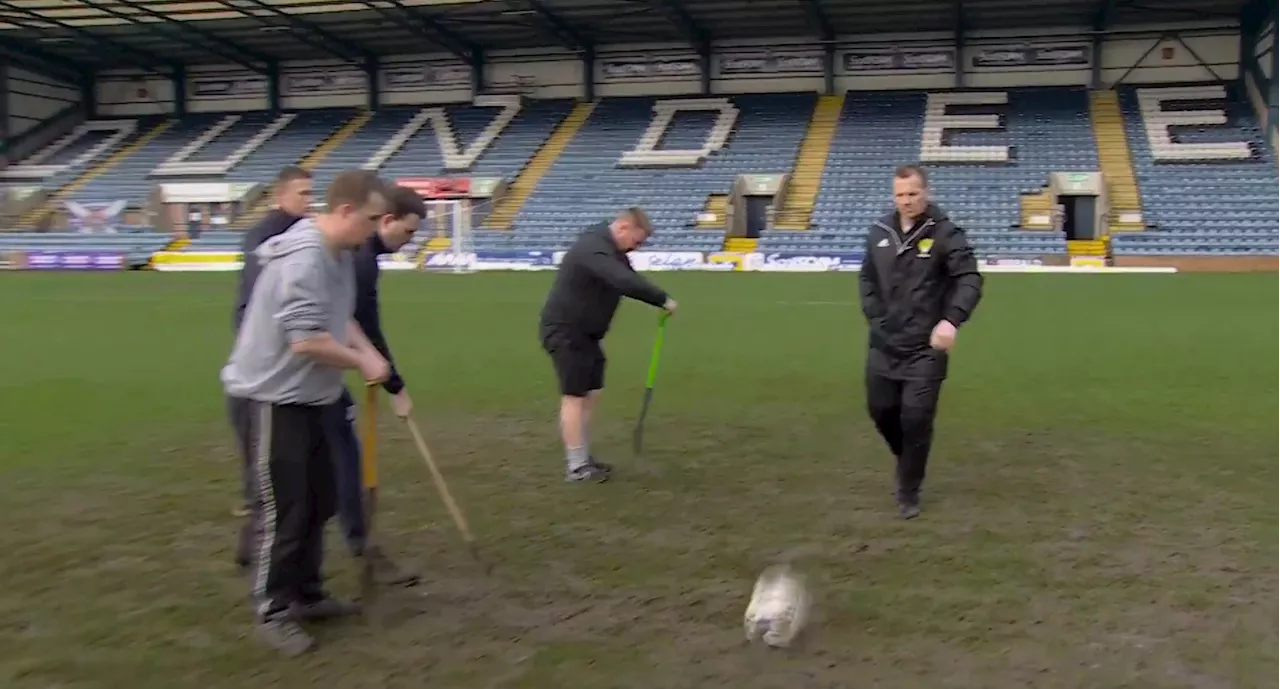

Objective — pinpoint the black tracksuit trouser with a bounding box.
[242,400,336,621]
[230,391,367,561]
[865,372,944,499]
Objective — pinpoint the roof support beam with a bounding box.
[1239,0,1267,30]
[797,0,835,43]
[1169,31,1223,81]
[355,0,475,62]
[650,0,711,53]
[1264,0,1274,154]
[214,0,374,64]
[386,0,480,58]
[1090,0,1119,87]
[92,0,272,74]
[525,0,591,51]
[1112,30,1168,87]
[0,35,87,83]
[0,1,172,74]
[953,0,965,88]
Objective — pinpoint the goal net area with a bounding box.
[418,198,483,273]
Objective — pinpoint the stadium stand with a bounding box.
[480,93,815,253]
[171,228,426,262]
[799,88,1096,259]
[1,82,1274,264]
[1111,83,1279,256]
[0,229,169,268]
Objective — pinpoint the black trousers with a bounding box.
[230,394,365,561]
[227,395,255,505]
[865,372,944,499]
[243,400,336,621]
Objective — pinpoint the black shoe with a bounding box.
[255,618,315,656]
[290,596,362,622]
[566,464,609,483]
[364,545,422,587]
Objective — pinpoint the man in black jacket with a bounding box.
[858,165,983,519]
[539,207,677,482]
[324,184,425,586]
[229,165,312,522]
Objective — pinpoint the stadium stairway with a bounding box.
[482,101,597,231]
[418,235,453,263]
[1019,190,1054,229]
[1067,238,1107,259]
[145,235,192,269]
[1088,90,1144,234]
[724,236,756,252]
[1110,83,1278,257]
[18,120,174,229]
[697,194,729,228]
[232,110,373,230]
[772,94,844,230]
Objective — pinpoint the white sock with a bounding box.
[566,445,589,472]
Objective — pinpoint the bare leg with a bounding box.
[582,389,601,452]
[559,395,589,472]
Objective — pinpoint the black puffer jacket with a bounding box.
[858,204,984,380]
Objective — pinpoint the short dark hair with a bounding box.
[618,206,653,234]
[325,170,385,212]
[275,165,312,185]
[387,185,427,220]
[894,164,929,188]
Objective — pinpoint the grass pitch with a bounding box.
[0,272,1275,689]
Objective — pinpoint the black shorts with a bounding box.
[541,329,605,397]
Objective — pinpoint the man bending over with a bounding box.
[538,207,677,483]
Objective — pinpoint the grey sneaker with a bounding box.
[896,491,921,520]
[566,464,609,483]
[255,618,315,656]
[290,596,362,622]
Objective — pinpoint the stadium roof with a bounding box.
[0,0,1252,79]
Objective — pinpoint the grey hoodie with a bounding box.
[221,219,356,405]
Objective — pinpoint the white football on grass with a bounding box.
[744,563,810,648]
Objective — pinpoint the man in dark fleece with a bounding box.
[538,207,677,483]
[221,170,391,656]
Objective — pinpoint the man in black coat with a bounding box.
[229,165,313,521]
[325,184,426,586]
[539,207,677,482]
[858,165,984,519]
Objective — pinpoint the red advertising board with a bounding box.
[396,177,471,199]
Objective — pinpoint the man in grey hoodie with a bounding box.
[221,170,391,656]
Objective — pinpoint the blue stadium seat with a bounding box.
[4,85,1273,261]
[798,88,1091,257]
[1112,83,1279,257]
[489,93,816,253]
